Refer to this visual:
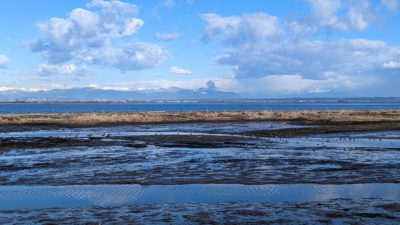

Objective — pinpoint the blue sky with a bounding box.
[0,0,400,97]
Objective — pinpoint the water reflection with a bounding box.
[0,183,399,210]
[0,121,305,138]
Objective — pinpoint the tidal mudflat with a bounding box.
[0,111,399,224]
[1,132,400,185]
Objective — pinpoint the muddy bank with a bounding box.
[0,135,256,151]
[244,122,400,137]
[1,198,399,224]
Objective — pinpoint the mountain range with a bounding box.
[0,85,240,102]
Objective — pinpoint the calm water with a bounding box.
[0,121,305,138]
[1,100,400,114]
[0,183,399,210]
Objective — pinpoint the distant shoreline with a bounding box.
[1,99,400,115]
[1,97,400,104]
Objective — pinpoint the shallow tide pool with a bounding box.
[1,183,399,210]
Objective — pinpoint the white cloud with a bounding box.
[227,74,375,95]
[170,66,192,75]
[0,86,14,92]
[89,83,130,91]
[87,0,139,17]
[36,64,89,76]
[0,86,46,93]
[381,0,399,11]
[199,5,400,97]
[122,18,144,36]
[200,13,283,44]
[383,61,400,69]
[308,0,341,19]
[308,0,348,31]
[216,36,397,79]
[348,9,368,31]
[301,0,372,33]
[30,0,167,71]
[156,32,180,42]
[88,42,168,71]
[111,79,214,90]
[0,54,9,68]
[201,10,400,82]
[104,73,375,96]
[200,13,241,42]
[288,21,318,37]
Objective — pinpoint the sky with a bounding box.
[0,0,400,98]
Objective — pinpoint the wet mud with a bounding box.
[0,198,399,225]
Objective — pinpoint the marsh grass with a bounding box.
[0,110,399,126]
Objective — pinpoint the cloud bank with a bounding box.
[200,0,400,95]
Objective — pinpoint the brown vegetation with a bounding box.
[0,110,400,127]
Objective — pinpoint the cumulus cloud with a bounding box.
[0,54,9,68]
[307,0,348,31]
[347,3,370,31]
[294,0,373,34]
[36,64,89,76]
[30,0,167,71]
[156,32,180,42]
[88,42,167,71]
[383,61,400,69]
[121,18,144,36]
[200,13,283,44]
[170,66,192,75]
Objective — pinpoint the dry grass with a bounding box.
[0,110,400,126]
